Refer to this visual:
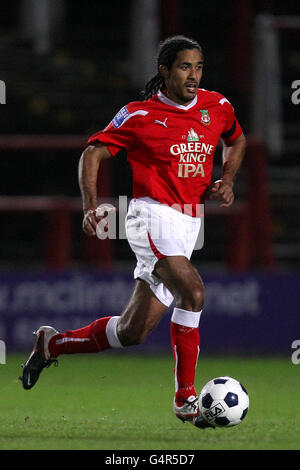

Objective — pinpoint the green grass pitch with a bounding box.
[0,352,299,450]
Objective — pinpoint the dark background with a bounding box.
[0,0,299,270]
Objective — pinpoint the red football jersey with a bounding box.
[88,89,243,216]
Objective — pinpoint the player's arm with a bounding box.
[209,133,246,207]
[78,143,112,236]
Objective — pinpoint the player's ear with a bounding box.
[159,64,169,80]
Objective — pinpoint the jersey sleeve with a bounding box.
[214,93,243,142]
[88,104,148,156]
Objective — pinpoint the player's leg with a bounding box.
[116,279,168,346]
[154,255,204,421]
[20,279,167,389]
[154,255,204,311]
[46,278,167,354]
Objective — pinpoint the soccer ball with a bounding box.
[199,376,249,427]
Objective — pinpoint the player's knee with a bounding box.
[177,282,204,311]
[192,286,205,310]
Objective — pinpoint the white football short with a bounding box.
[125,197,201,307]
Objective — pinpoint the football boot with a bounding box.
[20,326,58,390]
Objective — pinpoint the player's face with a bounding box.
[162,48,203,105]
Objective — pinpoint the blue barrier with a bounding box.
[0,269,299,354]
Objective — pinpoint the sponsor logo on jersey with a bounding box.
[200,109,211,125]
[110,107,148,129]
[170,141,215,178]
[187,128,199,141]
[112,106,130,128]
[155,117,168,128]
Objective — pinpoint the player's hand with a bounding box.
[208,179,234,207]
[82,205,116,237]
[82,208,99,236]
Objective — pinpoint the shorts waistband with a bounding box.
[133,197,202,222]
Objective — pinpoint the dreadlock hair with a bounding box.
[141,35,203,100]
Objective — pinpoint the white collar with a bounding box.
[157,90,198,110]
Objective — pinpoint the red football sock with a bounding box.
[49,317,112,357]
[171,321,200,405]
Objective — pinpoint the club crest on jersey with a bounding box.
[200,109,211,125]
[187,128,199,142]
